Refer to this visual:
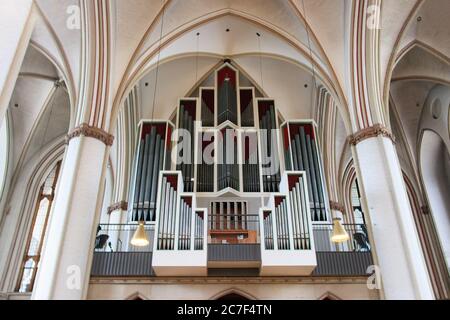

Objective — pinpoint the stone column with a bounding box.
[106,201,128,251]
[31,124,113,300]
[0,0,36,123]
[350,124,434,300]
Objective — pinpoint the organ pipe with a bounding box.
[258,101,281,192]
[177,101,196,192]
[240,89,254,127]
[130,122,171,222]
[283,123,327,222]
[217,66,238,125]
[201,89,214,127]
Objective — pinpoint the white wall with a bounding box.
[88,281,378,300]
[0,117,8,201]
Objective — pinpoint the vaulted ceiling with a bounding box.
[3,0,449,206]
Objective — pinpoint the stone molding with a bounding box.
[329,201,345,213]
[66,123,114,146]
[107,201,128,215]
[348,124,395,146]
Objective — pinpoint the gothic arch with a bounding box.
[110,10,349,134]
[209,288,257,301]
[125,292,148,300]
[0,138,65,292]
[318,292,342,300]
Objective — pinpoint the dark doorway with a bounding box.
[217,293,250,300]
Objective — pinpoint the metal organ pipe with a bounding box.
[157,177,167,250]
[133,141,144,221]
[311,139,325,221]
[131,123,170,222]
[287,124,327,222]
[144,129,156,220]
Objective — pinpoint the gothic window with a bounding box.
[17,161,61,293]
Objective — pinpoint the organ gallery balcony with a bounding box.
[90,173,372,278]
[90,221,373,278]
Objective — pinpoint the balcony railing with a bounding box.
[313,223,371,252]
[312,223,373,276]
[91,222,374,277]
[94,223,155,252]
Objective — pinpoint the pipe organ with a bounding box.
[130,61,326,275]
[129,121,173,221]
[282,122,327,221]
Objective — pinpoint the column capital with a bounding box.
[348,124,396,146]
[66,123,114,146]
[107,201,128,215]
[329,201,345,214]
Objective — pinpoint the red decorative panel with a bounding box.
[217,66,236,88]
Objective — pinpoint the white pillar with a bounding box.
[353,135,434,299]
[31,134,110,300]
[0,0,36,123]
[108,207,126,251]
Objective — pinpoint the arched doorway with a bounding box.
[211,289,256,300]
[217,293,251,300]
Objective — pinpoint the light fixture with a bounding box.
[131,221,149,247]
[331,218,349,243]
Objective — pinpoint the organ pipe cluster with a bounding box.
[176,100,196,192]
[156,173,205,251]
[261,173,313,251]
[282,122,327,221]
[258,101,281,193]
[129,122,173,221]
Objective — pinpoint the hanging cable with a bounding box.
[301,0,318,95]
[150,2,166,122]
[256,32,265,92]
[195,32,200,85]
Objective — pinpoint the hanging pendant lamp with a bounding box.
[131,221,149,247]
[331,217,350,243]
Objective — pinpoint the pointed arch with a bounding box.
[318,291,342,300]
[125,291,149,300]
[110,10,350,134]
[0,138,65,292]
[209,288,257,301]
